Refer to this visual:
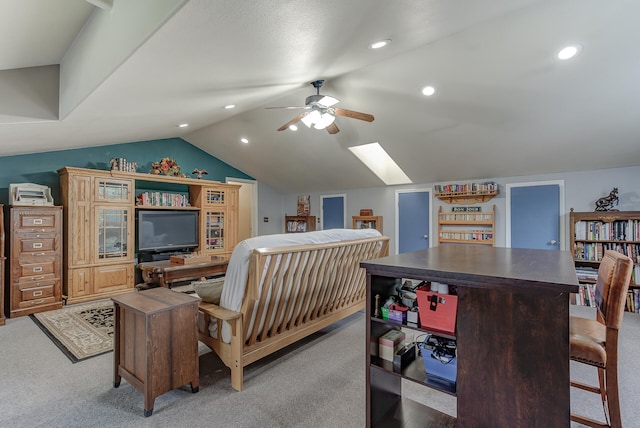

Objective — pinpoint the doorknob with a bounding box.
[423,235,428,239]
[549,240,558,245]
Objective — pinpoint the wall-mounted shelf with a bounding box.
[434,182,498,204]
[285,215,316,233]
[438,205,495,246]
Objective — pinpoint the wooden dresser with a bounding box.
[4,206,63,318]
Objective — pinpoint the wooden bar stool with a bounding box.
[570,250,633,428]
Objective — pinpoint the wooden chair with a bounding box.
[570,250,634,428]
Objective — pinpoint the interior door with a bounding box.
[321,195,345,230]
[507,182,564,250]
[397,190,431,254]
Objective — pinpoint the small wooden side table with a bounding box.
[112,287,200,417]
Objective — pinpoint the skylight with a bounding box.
[349,142,412,185]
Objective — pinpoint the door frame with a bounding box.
[320,193,346,230]
[505,180,565,250]
[395,187,433,254]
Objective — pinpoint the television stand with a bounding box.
[137,256,229,288]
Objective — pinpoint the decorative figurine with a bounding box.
[192,168,208,179]
[594,187,619,211]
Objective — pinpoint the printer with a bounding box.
[9,183,54,206]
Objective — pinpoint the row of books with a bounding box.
[626,289,640,313]
[574,219,640,241]
[573,284,640,313]
[439,213,492,221]
[439,231,493,241]
[137,191,190,207]
[574,242,640,262]
[434,181,498,194]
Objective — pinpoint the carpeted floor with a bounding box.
[30,300,114,363]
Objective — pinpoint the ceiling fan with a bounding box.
[266,80,374,134]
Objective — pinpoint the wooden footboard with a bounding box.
[199,235,389,391]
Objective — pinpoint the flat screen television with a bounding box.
[137,210,199,253]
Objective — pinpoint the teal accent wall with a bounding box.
[0,138,253,204]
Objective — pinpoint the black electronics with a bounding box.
[137,210,199,253]
[393,344,416,373]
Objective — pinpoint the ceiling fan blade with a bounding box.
[266,106,310,110]
[333,107,375,122]
[326,123,340,134]
[277,113,305,131]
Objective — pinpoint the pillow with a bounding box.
[193,276,225,304]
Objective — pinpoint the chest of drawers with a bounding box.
[5,206,63,318]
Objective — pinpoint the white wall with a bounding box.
[267,165,639,254]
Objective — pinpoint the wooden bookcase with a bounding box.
[437,205,495,246]
[352,216,383,233]
[570,209,640,311]
[434,182,498,205]
[58,167,239,304]
[285,215,316,233]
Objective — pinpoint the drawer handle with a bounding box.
[32,243,43,249]
[33,267,43,273]
[31,252,46,256]
[33,290,43,297]
[31,299,44,305]
[31,276,45,280]
[31,229,46,233]
[33,219,43,225]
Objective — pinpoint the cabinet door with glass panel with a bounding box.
[92,177,134,263]
[191,184,239,257]
[94,206,133,262]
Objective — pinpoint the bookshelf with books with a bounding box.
[285,215,316,233]
[570,209,640,312]
[438,205,495,246]
[352,215,383,233]
[434,181,499,204]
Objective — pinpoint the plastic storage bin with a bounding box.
[419,335,457,392]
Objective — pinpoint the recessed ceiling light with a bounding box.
[369,39,391,49]
[289,125,298,131]
[557,45,581,60]
[422,86,436,96]
[240,138,249,144]
[224,104,236,109]
[178,123,189,128]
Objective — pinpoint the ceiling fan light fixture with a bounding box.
[318,95,339,107]
[289,124,298,131]
[301,110,335,130]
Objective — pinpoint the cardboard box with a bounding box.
[378,329,405,361]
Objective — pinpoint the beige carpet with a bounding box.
[30,300,113,363]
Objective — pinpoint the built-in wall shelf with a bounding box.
[434,182,499,204]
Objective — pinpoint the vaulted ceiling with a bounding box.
[1,0,639,194]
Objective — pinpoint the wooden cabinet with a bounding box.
[4,206,63,318]
[570,209,640,310]
[190,185,239,257]
[285,215,316,233]
[434,182,498,204]
[59,168,134,304]
[58,167,240,304]
[352,216,383,233]
[361,246,579,427]
[437,205,495,246]
[112,287,199,417]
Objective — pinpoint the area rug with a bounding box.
[30,300,114,363]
